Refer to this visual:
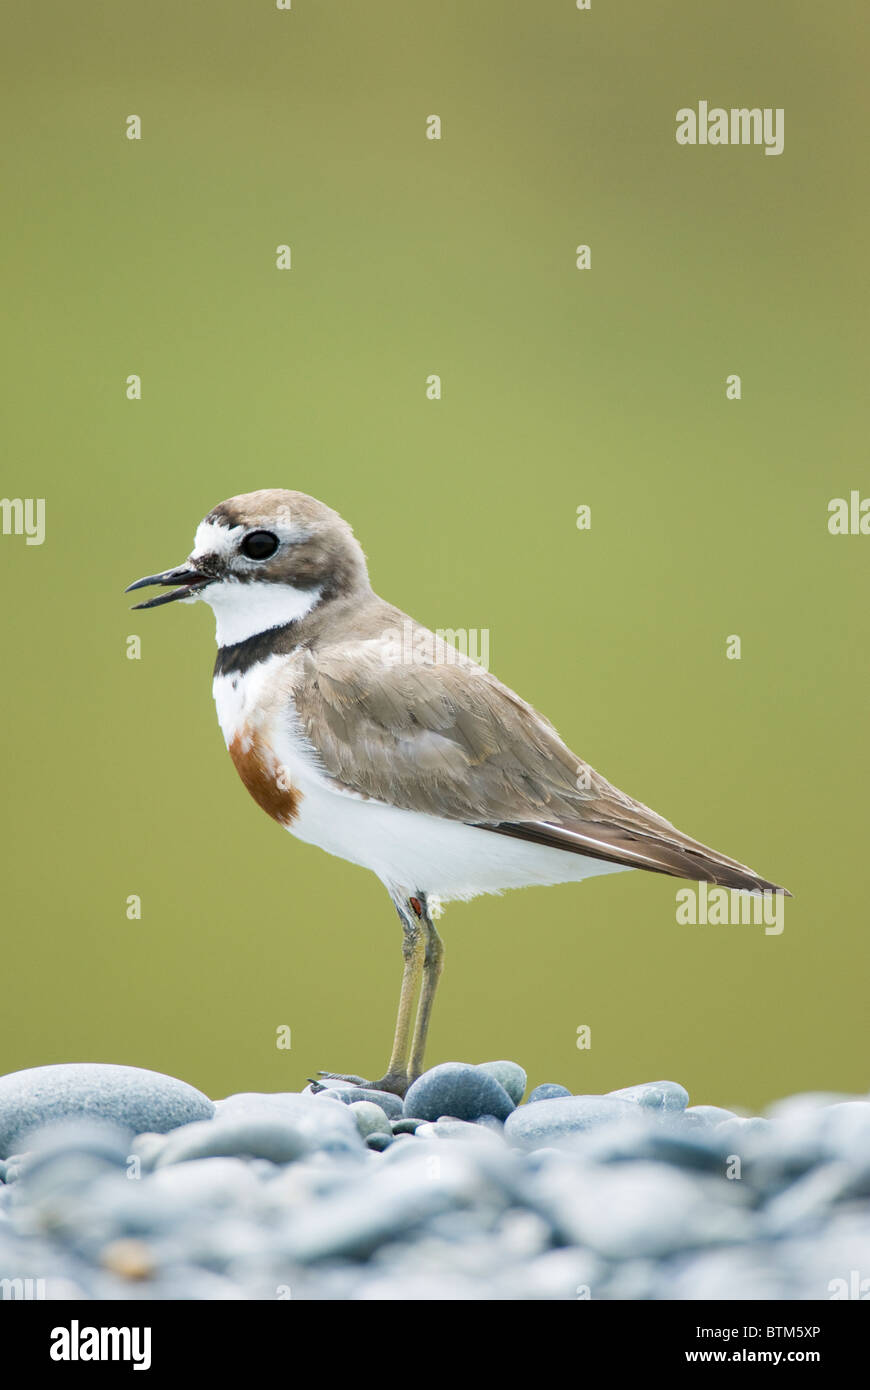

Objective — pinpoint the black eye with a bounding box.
[241,530,279,560]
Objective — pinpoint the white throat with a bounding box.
[199,579,322,647]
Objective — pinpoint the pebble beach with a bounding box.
[1,1060,869,1301]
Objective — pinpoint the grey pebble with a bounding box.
[350,1102,392,1140]
[155,1116,311,1168]
[686,1105,739,1126]
[476,1061,527,1105]
[0,1063,213,1159]
[391,1118,425,1134]
[504,1095,638,1149]
[404,1063,515,1123]
[307,1082,404,1119]
[607,1080,689,1112]
[527,1083,572,1104]
[213,1093,364,1156]
[365,1133,393,1152]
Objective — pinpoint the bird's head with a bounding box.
[126,489,369,645]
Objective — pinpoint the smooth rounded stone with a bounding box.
[504,1095,638,1149]
[686,1105,739,1126]
[365,1133,393,1152]
[391,1118,425,1135]
[421,1117,505,1146]
[15,1119,132,1196]
[716,1116,772,1143]
[607,1080,689,1112]
[306,1082,404,1120]
[475,1115,504,1132]
[0,1063,214,1159]
[216,1090,338,1116]
[535,1161,755,1259]
[348,1101,393,1140]
[154,1116,311,1167]
[476,1061,527,1106]
[528,1083,572,1104]
[403,1063,515,1123]
[213,1093,364,1156]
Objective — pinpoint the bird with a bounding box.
[126,489,789,1097]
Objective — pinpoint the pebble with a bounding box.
[527,1083,572,1104]
[686,1105,739,1126]
[154,1116,312,1167]
[365,1133,393,1152]
[0,1064,213,1159]
[305,1083,404,1120]
[504,1095,638,1149]
[214,1093,364,1156]
[607,1080,689,1112]
[404,1063,515,1123]
[476,1061,527,1106]
[349,1102,393,1140]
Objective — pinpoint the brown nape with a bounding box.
[228,731,302,827]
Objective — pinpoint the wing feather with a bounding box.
[293,631,789,894]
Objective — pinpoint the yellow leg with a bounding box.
[409,912,444,1083]
[317,892,439,1098]
[381,914,426,1084]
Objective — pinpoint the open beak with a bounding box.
[125,563,214,610]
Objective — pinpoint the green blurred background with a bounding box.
[1,2,867,1111]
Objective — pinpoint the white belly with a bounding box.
[213,663,629,902]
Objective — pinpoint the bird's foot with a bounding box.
[313,1069,412,1099]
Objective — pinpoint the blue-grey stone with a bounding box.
[717,1116,772,1143]
[422,1117,504,1145]
[155,1116,311,1167]
[476,1061,527,1105]
[214,1092,364,1156]
[403,1063,515,1123]
[348,1101,392,1140]
[607,1080,689,1112]
[504,1095,638,1149]
[307,1083,404,1119]
[365,1133,393,1152]
[391,1118,425,1135]
[0,1064,214,1158]
[686,1105,739,1126]
[528,1083,572,1104]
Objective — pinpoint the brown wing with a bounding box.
[293,632,789,894]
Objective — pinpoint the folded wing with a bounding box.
[293,631,789,895]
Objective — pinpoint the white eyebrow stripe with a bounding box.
[192,517,311,563]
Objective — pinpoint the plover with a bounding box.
[127,489,789,1096]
